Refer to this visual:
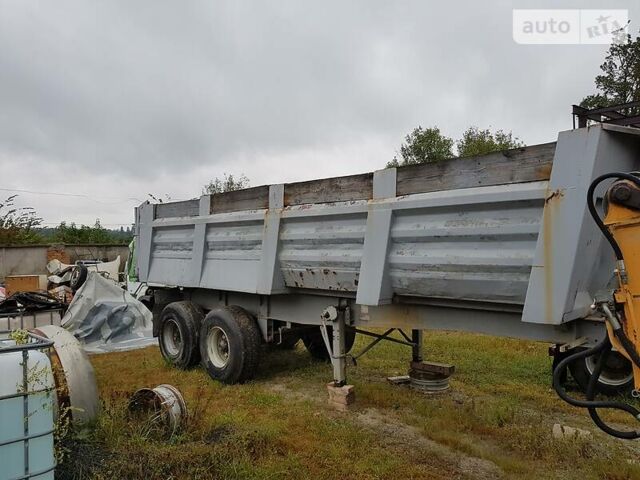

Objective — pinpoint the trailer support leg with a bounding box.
[332,311,347,386]
[411,329,423,363]
[326,310,355,410]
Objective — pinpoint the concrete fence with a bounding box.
[0,244,130,282]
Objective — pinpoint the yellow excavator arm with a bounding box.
[603,179,640,393]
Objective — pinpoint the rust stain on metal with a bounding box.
[542,188,564,323]
[545,188,565,204]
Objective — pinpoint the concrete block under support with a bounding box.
[327,383,355,411]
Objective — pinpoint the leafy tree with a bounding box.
[388,126,525,167]
[0,195,42,244]
[581,30,640,113]
[387,127,454,167]
[456,127,524,158]
[203,173,250,194]
[49,220,126,244]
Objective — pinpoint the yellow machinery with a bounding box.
[554,173,640,439]
[603,178,640,393]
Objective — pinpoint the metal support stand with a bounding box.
[332,311,347,387]
[411,329,423,363]
[322,307,355,410]
[407,329,455,394]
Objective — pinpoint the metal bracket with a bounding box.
[321,306,338,322]
[349,328,416,365]
[557,336,589,353]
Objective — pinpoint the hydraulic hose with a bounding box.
[551,172,640,438]
[586,341,640,439]
[585,172,639,261]
[586,172,640,369]
[552,337,640,439]
[552,337,640,414]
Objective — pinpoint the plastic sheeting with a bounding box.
[61,272,157,353]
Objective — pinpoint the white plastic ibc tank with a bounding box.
[0,338,56,480]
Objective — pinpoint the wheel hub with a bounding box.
[162,319,182,358]
[585,351,634,387]
[207,326,230,368]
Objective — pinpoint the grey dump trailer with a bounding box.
[135,124,640,419]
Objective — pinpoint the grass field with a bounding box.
[57,331,640,480]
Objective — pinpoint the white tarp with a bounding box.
[61,272,156,353]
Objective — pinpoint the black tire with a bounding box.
[302,326,356,361]
[199,306,262,384]
[158,301,204,369]
[569,347,634,396]
[151,301,165,337]
[70,265,88,292]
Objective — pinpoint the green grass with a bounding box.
[57,331,640,480]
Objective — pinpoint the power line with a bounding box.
[39,222,134,227]
[0,187,144,204]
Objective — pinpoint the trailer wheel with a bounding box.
[302,326,356,361]
[199,306,262,384]
[569,348,634,396]
[158,301,204,369]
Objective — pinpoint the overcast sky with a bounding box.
[1,0,638,228]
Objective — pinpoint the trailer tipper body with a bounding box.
[135,124,640,438]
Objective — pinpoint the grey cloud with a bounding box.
[0,0,638,225]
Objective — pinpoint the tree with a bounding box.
[49,220,125,244]
[202,173,250,194]
[456,127,524,158]
[0,195,42,244]
[581,30,640,113]
[388,126,524,167]
[387,127,454,167]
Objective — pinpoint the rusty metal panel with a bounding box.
[278,210,367,291]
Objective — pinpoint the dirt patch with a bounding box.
[268,382,502,479]
[356,408,503,480]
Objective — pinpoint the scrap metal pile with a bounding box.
[0,253,155,352]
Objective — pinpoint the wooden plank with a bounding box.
[155,199,199,219]
[410,361,455,376]
[396,142,556,197]
[152,142,556,216]
[210,185,270,214]
[284,173,373,206]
